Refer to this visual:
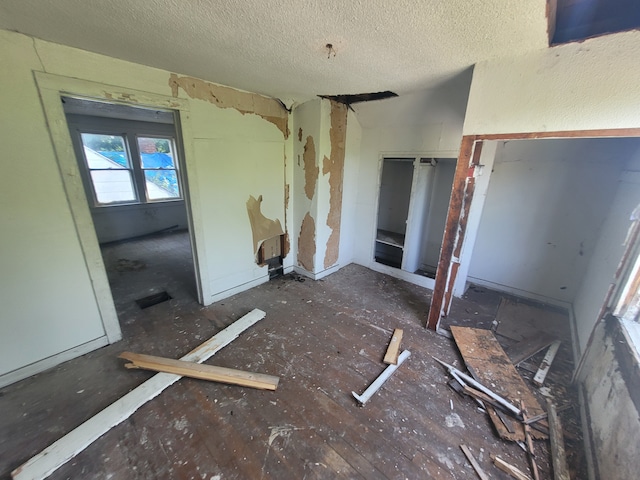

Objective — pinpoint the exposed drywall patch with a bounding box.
[297,212,316,271]
[322,101,348,269]
[303,135,318,200]
[283,183,291,258]
[169,74,289,138]
[246,195,285,261]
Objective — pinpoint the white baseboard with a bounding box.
[365,261,436,290]
[0,336,110,389]
[465,276,572,310]
[293,262,346,280]
[209,275,269,304]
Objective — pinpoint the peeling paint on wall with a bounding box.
[303,135,318,200]
[298,127,303,142]
[168,74,289,138]
[297,212,316,271]
[322,101,348,269]
[246,195,285,261]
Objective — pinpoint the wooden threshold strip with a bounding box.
[120,351,279,390]
[12,309,267,480]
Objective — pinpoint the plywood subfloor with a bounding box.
[1,259,584,479]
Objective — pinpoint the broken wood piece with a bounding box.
[521,400,540,480]
[432,356,522,417]
[506,332,556,365]
[383,328,403,365]
[352,350,410,406]
[462,384,518,420]
[460,445,489,480]
[547,399,571,480]
[450,326,546,441]
[448,378,465,397]
[533,340,561,386]
[492,455,533,480]
[12,309,267,480]
[119,352,279,390]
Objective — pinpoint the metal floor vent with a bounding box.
[136,291,172,309]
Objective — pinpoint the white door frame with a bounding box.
[35,71,210,343]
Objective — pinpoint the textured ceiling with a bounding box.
[0,0,551,105]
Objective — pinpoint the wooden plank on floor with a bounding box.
[450,326,546,442]
[547,400,571,480]
[119,351,279,390]
[505,332,557,365]
[12,309,267,480]
[460,445,489,480]
[383,328,403,365]
[533,340,561,386]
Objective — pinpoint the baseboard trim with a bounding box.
[466,276,572,310]
[0,336,110,389]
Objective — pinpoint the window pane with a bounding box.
[145,170,180,200]
[81,133,129,168]
[138,137,175,168]
[90,170,136,204]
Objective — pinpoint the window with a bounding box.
[66,103,182,207]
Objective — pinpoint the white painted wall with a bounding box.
[467,138,628,304]
[91,203,188,244]
[573,143,640,355]
[0,29,288,382]
[464,31,640,135]
[351,72,471,285]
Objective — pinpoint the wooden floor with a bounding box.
[0,236,585,479]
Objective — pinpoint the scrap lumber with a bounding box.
[450,326,546,442]
[433,356,521,417]
[533,340,561,386]
[352,350,410,405]
[119,352,279,390]
[547,399,571,480]
[12,309,267,480]
[492,455,533,480]
[383,328,403,365]
[521,401,540,480]
[460,445,490,480]
[506,333,556,365]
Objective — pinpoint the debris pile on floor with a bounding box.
[352,328,410,406]
[436,325,571,480]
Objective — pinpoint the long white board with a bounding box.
[12,309,267,480]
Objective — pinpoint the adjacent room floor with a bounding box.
[1,234,586,479]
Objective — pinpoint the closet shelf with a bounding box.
[376,229,405,249]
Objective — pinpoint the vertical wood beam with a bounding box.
[427,136,480,329]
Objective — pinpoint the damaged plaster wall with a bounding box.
[291,98,349,278]
[322,101,348,269]
[350,72,472,286]
[467,138,629,305]
[292,99,321,275]
[578,318,640,480]
[0,29,289,382]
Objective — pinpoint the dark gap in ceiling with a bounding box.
[319,91,398,107]
[553,0,640,44]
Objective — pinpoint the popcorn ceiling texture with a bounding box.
[0,0,550,104]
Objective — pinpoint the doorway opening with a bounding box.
[375,155,456,278]
[63,96,197,315]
